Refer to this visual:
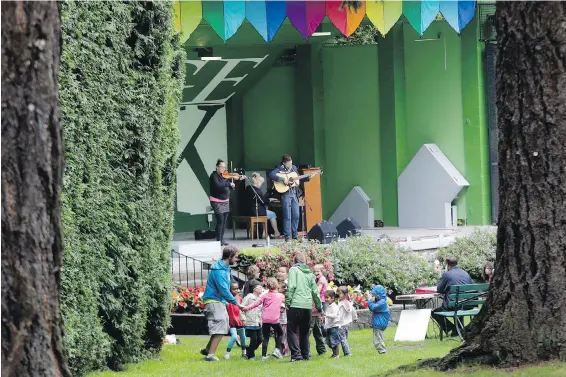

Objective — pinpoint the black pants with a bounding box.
[246,328,263,359]
[287,307,312,360]
[215,212,229,243]
[262,323,283,357]
[309,315,327,355]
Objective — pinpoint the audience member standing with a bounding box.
[242,265,261,297]
[310,264,328,356]
[286,252,323,362]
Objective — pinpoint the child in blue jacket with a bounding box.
[368,285,390,354]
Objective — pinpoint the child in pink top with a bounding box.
[244,277,285,361]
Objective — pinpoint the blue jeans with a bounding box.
[281,193,300,239]
[227,327,246,351]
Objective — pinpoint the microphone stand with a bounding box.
[249,183,265,247]
[300,192,312,238]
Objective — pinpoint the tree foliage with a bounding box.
[59,2,184,375]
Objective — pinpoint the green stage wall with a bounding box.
[174,19,491,233]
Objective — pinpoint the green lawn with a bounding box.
[88,328,566,377]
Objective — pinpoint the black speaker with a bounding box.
[337,217,362,238]
[195,230,216,240]
[307,220,338,244]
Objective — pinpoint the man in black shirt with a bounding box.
[431,256,473,336]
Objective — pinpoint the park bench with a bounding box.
[434,283,489,341]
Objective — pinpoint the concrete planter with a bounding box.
[349,305,404,331]
[168,313,208,335]
[168,305,407,335]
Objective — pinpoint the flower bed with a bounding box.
[171,286,205,314]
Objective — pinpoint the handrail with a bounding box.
[171,249,211,288]
[170,249,247,288]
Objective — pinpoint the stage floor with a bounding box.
[172,226,495,261]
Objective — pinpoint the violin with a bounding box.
[221,171,247,180]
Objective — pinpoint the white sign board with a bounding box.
[394,309,432,342]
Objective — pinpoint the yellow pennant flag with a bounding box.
[178,1,203,43]
[366,0,402,36]
[173,0,181,33]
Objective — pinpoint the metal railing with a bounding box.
[170,249,248,288]
[171,249,211,288]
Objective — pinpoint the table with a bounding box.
[395,293,441,310]
[415,286,437,295]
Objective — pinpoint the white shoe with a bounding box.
[224,352,230,360]
[272,348,283,359]
[261,356,269,362]
[205,355,219,362]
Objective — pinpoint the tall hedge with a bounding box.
[59,2,184,375]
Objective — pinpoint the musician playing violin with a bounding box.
[209,159,246,246]
[269,154,309,242]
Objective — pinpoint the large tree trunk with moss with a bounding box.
[433,2,566,370]
[1,2,71,377]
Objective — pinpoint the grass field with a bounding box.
[87,327,566,377]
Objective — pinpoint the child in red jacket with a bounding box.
[225,282,246,359]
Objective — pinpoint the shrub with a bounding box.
[238,241,334,283]
[329,237,436,295]
[238,237,435,295]
[436,228,497,281]
[59,2,184,375]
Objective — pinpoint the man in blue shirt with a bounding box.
[269,154,308,241]
[431,256,473,337]
[200,246,244,361]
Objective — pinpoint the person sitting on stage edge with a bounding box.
[430,256,473,337]
[245,173,282,238]
[209,159,245,246]
[268,154,309,242]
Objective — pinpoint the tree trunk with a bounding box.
[1,2,71,377]
[434,1,566,370]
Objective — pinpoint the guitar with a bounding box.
[273,169,323,194]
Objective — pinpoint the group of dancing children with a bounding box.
[223,264,391,361]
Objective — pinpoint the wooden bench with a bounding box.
[231,216,268,240]
[434,283,489,340]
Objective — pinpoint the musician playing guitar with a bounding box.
[269,154,308,242]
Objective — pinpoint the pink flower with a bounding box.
[328,273,335,280]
